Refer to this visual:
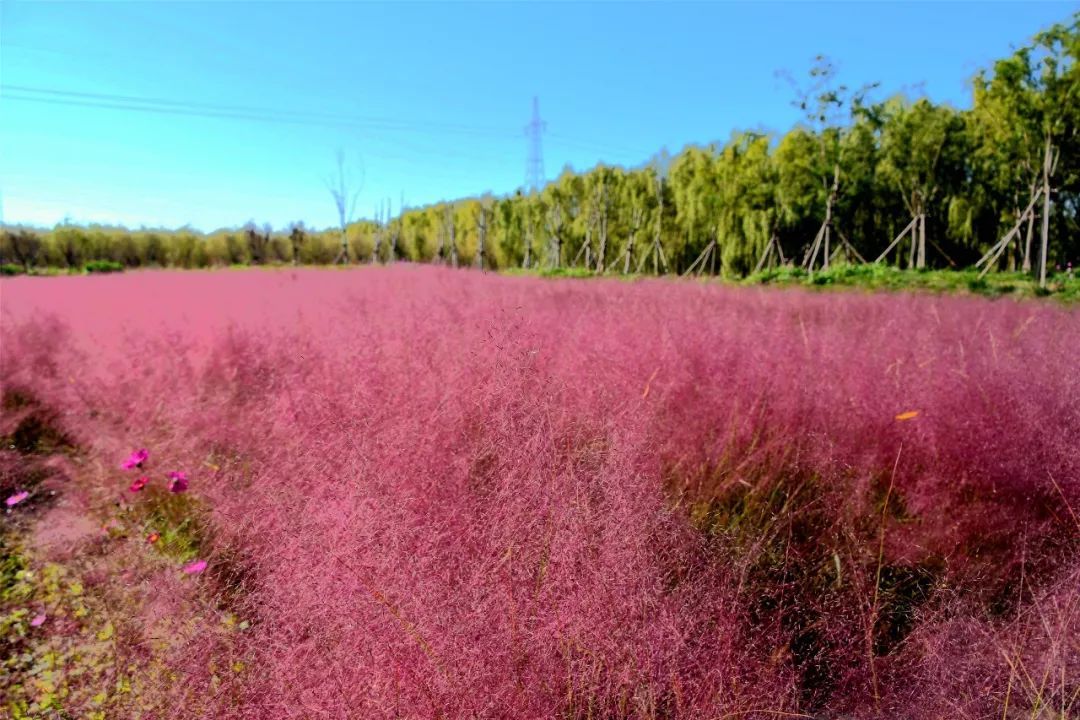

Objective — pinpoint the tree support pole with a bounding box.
[875,216,918,264]
[977,188,1042,276]
[682,240,716,277]
[1038,136,1053,289]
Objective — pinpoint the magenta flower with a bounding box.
[183,559,207,575]
[121,448,149,470]
[129,475,149,492]
[30,613,47,627]
[167,471,188,493]
[5,491,29,507]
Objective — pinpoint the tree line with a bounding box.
[2,16,1077,283]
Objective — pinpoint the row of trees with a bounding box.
[3,16,1077,282]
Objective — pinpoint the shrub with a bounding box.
[83,260,124,274]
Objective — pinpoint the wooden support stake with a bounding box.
[875,216,918,263]
[636,245,650,275]
[828,244,842,265]
[804,220,826,270]
[926,235,956,268]
[682,239,715,277]
[916,212,927,269]
[836,228,866,264]
[976,187,1042,272]
[908,222,917,268]
[1038,136,1052,289]
[754,236,774,274]
[607,244,630,274]
[978,205,1036,279]
[823,224,831,269]
[572,239,587,267]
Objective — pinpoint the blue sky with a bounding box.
[0,1,1074,231]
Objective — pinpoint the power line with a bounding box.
[2,84,648,164]
[0,92,517,166]
[524,96,546,192]
[1,84,521,139]
[1,84,651,196]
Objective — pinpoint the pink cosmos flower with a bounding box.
[129,475,149,492]
[183,559,207,574]
[5,491,29,507]
[121,448,149,470]
[167,471,188,493]
[30,613,47,627]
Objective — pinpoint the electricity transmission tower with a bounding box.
[524,96,546,192]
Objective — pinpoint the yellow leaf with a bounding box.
[642,367,661,399]
[895,410,919,421]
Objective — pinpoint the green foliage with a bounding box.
[2,263,25,276]
[129,487,209,562]
[83,260,124,274]
[744,262,1080,300]
[540,266,596,279]
[1,536,127,720]
[747,265,809,285]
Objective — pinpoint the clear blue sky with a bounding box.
[0,1,1074,232]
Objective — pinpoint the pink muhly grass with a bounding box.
[0,267,1076,718]
[121,447,149,470]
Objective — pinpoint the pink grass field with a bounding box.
[1,266,1078,719]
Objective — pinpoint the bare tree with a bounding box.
[325,150,363,265]
[289,223,306,266]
